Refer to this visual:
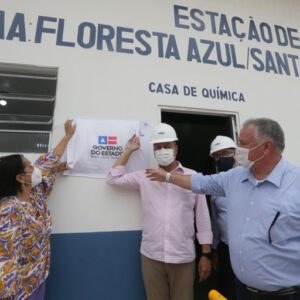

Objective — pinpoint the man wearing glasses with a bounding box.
[209,136,237,300]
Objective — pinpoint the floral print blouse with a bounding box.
[0,151,60,299]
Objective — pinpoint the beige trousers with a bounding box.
[141,254,195,300]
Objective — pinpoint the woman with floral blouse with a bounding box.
[0,120,76,300]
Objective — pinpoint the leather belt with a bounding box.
[246,285,300,297]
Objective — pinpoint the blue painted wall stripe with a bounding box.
[45,230,146,300]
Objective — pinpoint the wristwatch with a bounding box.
[201,252,212,260]
[165,172,171,182]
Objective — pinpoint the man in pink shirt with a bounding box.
[107,123,212,300]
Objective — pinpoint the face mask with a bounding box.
[154,148,175,166]
[22,167,43,187]
[216,156,235,172]
[236,144,264,168]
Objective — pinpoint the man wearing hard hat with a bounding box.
[107,123,212,300]
[209,136,237,300]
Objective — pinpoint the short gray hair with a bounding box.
[243,118,285,153]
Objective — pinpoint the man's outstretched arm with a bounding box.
[146,168,192,190]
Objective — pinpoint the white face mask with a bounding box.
[154,148,175,166]
[22,167,43,187]
[236,143,264,168]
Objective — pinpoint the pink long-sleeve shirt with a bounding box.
[107,162,212,264]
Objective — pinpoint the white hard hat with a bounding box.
[151,123,178,144]
[210,135,236,156]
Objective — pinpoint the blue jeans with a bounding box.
[236,279,300,300]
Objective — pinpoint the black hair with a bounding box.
[0,154,25,198]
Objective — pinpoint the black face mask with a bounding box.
[216,156,235,172]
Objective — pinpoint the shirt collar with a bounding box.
[159,161,185,174]
[240,157,286,188]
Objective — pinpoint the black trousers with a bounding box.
[235,279,300,300]
[216,242,237,300]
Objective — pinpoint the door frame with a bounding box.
[157,105,240,144]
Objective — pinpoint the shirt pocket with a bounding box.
[268,211,297,245]
[250,210,283,243]
[259,202,296,246]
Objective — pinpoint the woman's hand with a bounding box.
[54,120,76,156]
[64,120,76,138]
[57,162,69,173]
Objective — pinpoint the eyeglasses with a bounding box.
[212,150,235,160]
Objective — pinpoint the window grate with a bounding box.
[0,131,49,153]
[0,62,57,153]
